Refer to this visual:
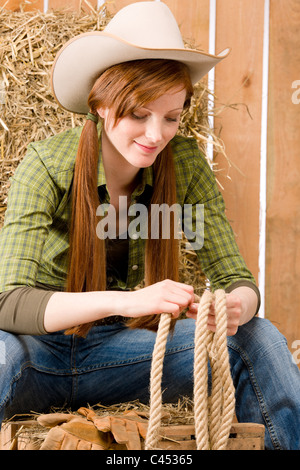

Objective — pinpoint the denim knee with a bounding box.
[229,316,289,358]
[0,330,29,372]
[0,331,30,422]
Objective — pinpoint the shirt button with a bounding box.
[132,265,138,271]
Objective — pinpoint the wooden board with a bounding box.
[158,423,265,450]
[47,0,97,11]
[162,0,210,51]
[214,0,265,284]
[265,0,300,352]
[0,420,265,450]
[0,0,43,10]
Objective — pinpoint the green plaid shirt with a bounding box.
[0,126,258,296]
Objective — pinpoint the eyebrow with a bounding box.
[142,106,184,112]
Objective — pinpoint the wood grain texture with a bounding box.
[163,0,210,51]
[0,421,265,450]
[214,0,265,285]
[108,0,147,15]
[48,0,97,11]
[266,0,300,349]
[0,0,43,10]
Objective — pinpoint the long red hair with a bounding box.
[65,59,194,336]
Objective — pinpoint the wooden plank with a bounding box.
[108,0,148,15]
[162,0,210,51]
[226,437,264,450]
[48,0,97,11]
[157,422,265,450]
[214,0,265,284]
[266,0,300,352]
[1,421,264,450]
[0,421,43,450]
[0,0,43,10]
[0,423,13,450]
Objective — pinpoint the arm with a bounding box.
[44,280,195,333]
[0,145,59,293]
[0,145,59,334]
[181,139,260,334]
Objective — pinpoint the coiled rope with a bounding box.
[145,289,236,450]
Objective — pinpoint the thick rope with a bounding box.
[194,289,236,450]
[145,312,172,450]
[145,289,235,450]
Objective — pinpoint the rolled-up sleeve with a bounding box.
[0,287,54,335]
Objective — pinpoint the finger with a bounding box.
[185,302,199,320]
[187,302,198,313]
[167,280,194,297]
[173,281,194,292]
[185,311,197,320]
[169,290,194,309]
[227,322,239,336]
[159,301,185,317]
[225,293,242,311]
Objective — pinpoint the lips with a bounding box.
[134,141,159,153]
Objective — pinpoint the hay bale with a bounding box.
[0,4,229,289]
[0,4,110,221]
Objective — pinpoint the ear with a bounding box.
[97,107,109,119]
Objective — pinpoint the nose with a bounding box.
[145,118,163,144]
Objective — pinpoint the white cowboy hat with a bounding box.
[51,1,230,115]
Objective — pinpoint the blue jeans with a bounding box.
[0,317,299,450]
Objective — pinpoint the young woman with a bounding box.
[0,2,299,450]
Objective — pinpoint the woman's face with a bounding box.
[98,87,187,169]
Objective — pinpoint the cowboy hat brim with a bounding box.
[51,31,230,115]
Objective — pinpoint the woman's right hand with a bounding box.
[44,280,194,333]
[122,279,195,319]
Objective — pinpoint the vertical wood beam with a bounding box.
[214,0,265,285]
[266,0,300,351]
[0,0,43,10]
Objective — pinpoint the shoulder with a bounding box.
[171,134,211,172]
[171,134,199,158]
[171,135,220,203]
[171,134,215,178]
[28,126,83,175]
[12,126,83,194]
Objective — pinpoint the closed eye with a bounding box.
[130,113,180,123]
[131,113,147,121]
[166,117,179,123]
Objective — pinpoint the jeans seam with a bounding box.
[70,335,78,407]
[72,343,195,373]
[228,342,282,450]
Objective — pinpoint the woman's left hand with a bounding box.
[186,293,241,336]
[186,286,258,336]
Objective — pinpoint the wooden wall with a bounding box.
[266,0,300,356]
[1,0,300,358]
